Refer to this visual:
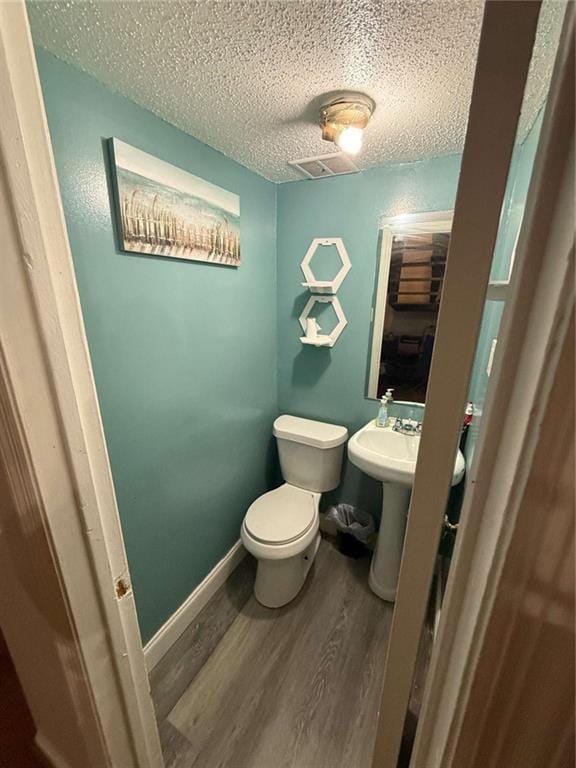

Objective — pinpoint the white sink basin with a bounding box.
[348,420,465,602]
[348,421,465,487]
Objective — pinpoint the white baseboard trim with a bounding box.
[144,540,247,671]
[34,732,73,768]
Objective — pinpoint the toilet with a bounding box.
[241,415,348,608]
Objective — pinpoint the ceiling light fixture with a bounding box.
[319,92,375,156]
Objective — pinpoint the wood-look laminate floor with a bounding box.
[150,538,394,768]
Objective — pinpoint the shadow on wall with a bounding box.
[291,291,334,387]
[291,292,309,320]
[265,434,283,491]
[322,458,383,523]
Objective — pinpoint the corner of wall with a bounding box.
[273,181,280,417]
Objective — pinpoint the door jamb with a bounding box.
[371,2,543,765]
[412,7,574,765]
[0,3,163,766]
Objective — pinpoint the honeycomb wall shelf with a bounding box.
[301,281,338,294]
[300,237,351,295]
[298,237,350,348]
[300,335,336,348]
[299,295,347,348]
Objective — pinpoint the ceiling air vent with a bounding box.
[288,152,360,180]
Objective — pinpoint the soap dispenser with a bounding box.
[376,388,394,428]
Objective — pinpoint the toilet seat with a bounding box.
[244,484,316,545]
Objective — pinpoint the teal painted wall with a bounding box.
[276,157,462,516]
[39,42,532,633]
[35,49,278,643]
[465,112,544,469]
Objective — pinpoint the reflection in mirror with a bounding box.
[367,211,453,402]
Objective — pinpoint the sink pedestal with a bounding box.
[369,482,411,601]
[348,418,465,601]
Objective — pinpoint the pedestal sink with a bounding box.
[348,421,465,601]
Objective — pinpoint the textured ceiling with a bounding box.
[28,1,564,182]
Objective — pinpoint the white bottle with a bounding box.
[376,388,394,427]
[306,317,321,341]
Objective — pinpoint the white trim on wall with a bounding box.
[367,227,394,398]
[145,541,247,671]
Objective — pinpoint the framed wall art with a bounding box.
[110,139,241,266]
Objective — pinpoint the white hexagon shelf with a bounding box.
[301,237,351,294]
[299,296,347,348]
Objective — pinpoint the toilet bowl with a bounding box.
[242,415,347,608]
[241,484,321,608]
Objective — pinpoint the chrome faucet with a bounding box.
[392,417,422,435]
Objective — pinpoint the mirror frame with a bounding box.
[366,210,454,400]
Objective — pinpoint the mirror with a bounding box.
[367,211,453,402]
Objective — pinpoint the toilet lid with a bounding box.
[245,485,316,545]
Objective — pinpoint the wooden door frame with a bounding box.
[372,1,549,765]
[0,3,163,766]
[412,6,574,765]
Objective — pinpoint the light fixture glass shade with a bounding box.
[335,126,363,155]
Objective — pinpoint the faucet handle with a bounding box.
[393,417,421,435]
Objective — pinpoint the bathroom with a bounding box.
[0,2,572,767]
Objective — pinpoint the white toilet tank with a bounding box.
[273,415,348,493]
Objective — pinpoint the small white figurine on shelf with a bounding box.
[305,317,321,341]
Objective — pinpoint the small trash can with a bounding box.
[325,504,375,559]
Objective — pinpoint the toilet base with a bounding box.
[254,533,321,608]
